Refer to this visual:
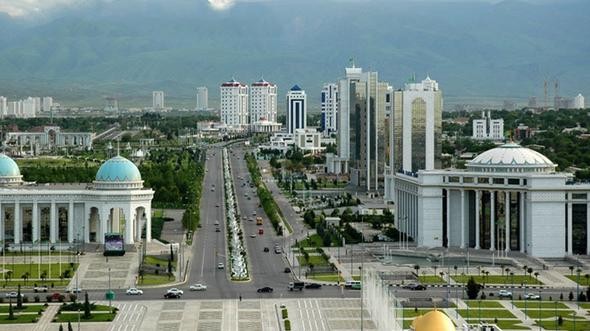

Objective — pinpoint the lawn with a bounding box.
[465,319,529,330]
[525,309,574,319]
[308,274,344,283]
[0,263,78,280]
[464,300,504,308]
[153,209,164,218]
[0,279,70,289]
[0,314,39,324]
[0,305,45,313]
[54,312,116,323]
[402,308,435,318]
[565,275,590,286]
[535,317,590,331]
[418,275,445,284]
[144,255,176,269]
[513,301,569,309]
[297,234,324,248]
[457,308,516,319]
[138,274,174,286]
[452,275,542,285]
[297,255,330,266]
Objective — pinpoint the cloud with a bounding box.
[208,0,235,11]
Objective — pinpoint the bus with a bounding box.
[256,216,263,225]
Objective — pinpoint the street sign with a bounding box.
[105,290,115,301]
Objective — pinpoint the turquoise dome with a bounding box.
[95,156,141,182]
[0,154,20,177]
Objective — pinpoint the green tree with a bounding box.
[16,285,22,309]
[68,321,73,331]
[59,324,64,331]
[466,277,480,300]
[83,292,91,319]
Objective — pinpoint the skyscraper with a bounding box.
[0,96,6,117]
[153,91,165,110]
[320,83,338,136]
[574,93,585,109]
[250,79,277,124]
[42,97,53,112]
[220,79,249,129]
[196,87,208,111]
[472,111,504,140]
[286,85,307,134]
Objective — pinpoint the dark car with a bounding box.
[257,287,274,293]
[284,267,291,273]
[403,284,426,291]
[164,292,181,299]
[263,247,269,252]
[305,283,322,289]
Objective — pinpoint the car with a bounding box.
[274,247,282,254]
[403,283,426,291]
[216,204,220,208]
[305,283,322,289]
[189,284,207,291]
[48,292,64,302]
[211,188,215,192]
[250,234,256,238]
[164,292,181,299]
[215,228,221,232]
[284,267,291,273]
[257,287,274,293]
[126,288,144,295]
[524,293,541,300]
[166,288,184,296]
[4,292,24,298]
[33,285,48,293]
[67,288,83,294]
[217,263,225,269]
[263,247,270,252]
[498,290,512,298]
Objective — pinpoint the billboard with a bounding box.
[104,233,125,256]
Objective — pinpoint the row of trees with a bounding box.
[245,153,284,235]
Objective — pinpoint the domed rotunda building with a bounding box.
[0,154,153,249]
[393,143,590,257]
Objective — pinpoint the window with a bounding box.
[508,178,520,185]
[449,176,460,183]
[493,178,504,185]
[463,177,474,183]
[478,177,488,184]
[572,193,587,200]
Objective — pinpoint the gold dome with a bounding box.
[413,310,455,331]
[411,314,423,330]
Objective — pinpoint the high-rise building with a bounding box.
[0,96,6,117]
[153,91,165,110]
[196,87,208,111]
[472,111,504,140]
[250,79,277,124]
[574,93,585,109]
[286,85,307,135]
[22,97,37,118]
[220,79,249,129]
[42,97,53,112]
[320,83,338,136]
[332,64,391,191]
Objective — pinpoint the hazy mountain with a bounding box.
[0,0,588,109]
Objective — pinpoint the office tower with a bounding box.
[22,97,37,118]
[528,96,537,108]
[574,94,585,109]
[220,79,249,129]
[153,91,165,110]
[42,97,53,112]
[286,85,307,134]
[320,83,338,136]
[392,76,442,173]
[196,87,208,111]
[334,64,391,191]
[472,111,504,140]
[32,97,41,113]
[0,96,6,117]
[250,79,277,123]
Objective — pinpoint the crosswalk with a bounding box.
[108,303,147,331]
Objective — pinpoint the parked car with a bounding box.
[250,234,256,238]
[257,287,273,293]
[166,288,184,296]
[189,284,207,291]
[305,283,322,289]
[47,292,64,302]
[524,293,541,300]
[126,288,144,295]
[67,288,83,294]
[284,267,291,273]
[164,292,181,299]
[5,292,24,298]
[217,263,225,269]
[263,247,270,252]
[498,290,512,298]
[215,228,221,232]
[402,283,426,291]
[33,285,48,293]
[274,247,282,254]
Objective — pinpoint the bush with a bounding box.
[284,319,291,331]
[23,296,29,303]
[281,308,288,319]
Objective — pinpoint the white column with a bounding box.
[99,207,108,244]
[475,190,480,249]
[32,200,39,242]
[68,200,74,243]
[445,189,450,247]
[490,191,495,251]
[460,189,465,248]
[567,196,573,254]
[0,203,3,243]
[145,205,152,242]
[505,192,511,252]
[50,201,57,243]
[84,206,90,243]
[112,208,120,233]
[520,192,525,253]
[125,207,134,244]
[14,201,21,244]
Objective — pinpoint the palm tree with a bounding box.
[453,265,458,277]
[534,272,540,281]
[21,272,29,286]
[569,266,575,276]
[433,265,438,277]
[414,265,420,276]
[527,267,533,280]
[523,265,528,277]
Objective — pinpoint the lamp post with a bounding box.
[524,280,528,319]
[108,267,112,308]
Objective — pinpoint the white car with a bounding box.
[33,285,48,293]
[166,288,184,296]
[524,293,541,300]
[189,284,207,291]
[250,234,256,238]
[126,288,143,295]
[498,290,512,298]
[5,292,24,298]
[217,263,225,269]
[67,288,83,294]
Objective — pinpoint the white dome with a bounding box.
[467,143,556,173]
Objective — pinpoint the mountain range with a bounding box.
[0,0,588,109]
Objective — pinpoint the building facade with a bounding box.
[5,126,94,151]
[286,85,307,134]
[196,87,208,111]
[473,110,504,140]
[250,79,279,133]
[153,91,165,110]
[42,97,53,112]
[321,83,338,137]
[0,154,153,248]
[574,94,585,110]
[395,143,590,257]
[220,79,249,130]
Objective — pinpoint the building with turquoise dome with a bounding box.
[0,153,153,248]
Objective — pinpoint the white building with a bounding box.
[286,85,307,134]
[152,91,165,110]
[22,97,37,118]
[472,110,505,140]
[0,153,153,247]
[395,143,590,257]
[321,83,338,137]
[5,126,94,150]
[0,96,6,117]
[42,97,53,112]
[294,129,323,154]
[384,76,442,201]
[220,79,249,130]
[574,94,585,110]
[196,87,208,111]
[250,79,280,133]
